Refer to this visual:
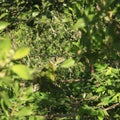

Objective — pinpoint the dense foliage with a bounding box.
[0,0,120,119]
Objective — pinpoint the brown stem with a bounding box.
[104,103,120,111]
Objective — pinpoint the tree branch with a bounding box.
[104,103,120,111]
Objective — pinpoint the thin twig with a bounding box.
[104,103,120,111]
[60,79,81,83]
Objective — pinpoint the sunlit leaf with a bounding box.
[46,71,56,81]
[0,21,9,31]
[16,107,33,117]
[0,38,11,59]
[13,47,30,60]
[88,14,95,22]
[101,96,111,105]
[73,18,86,30]
[96,86,106,93]
[61,58,75,68]
[98,109,105,120]
[1,99,9,117]
[0,38,11,51]
[0,13,8,19]
[32,12,39,18]
[11,65,32,80]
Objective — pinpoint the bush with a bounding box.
[0,0,120,119]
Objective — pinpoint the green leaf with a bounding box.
[88,14,95,22]
[61,58,75,68]
[110,93,120,103]
[11,65,32,80]
[75,115,80,120]
[25,86,33,96]
[29,116,46,120]
[101,96,111,105]
[79,104,97,116]
[96,86,106,93]
[0,38,11,59]
[1,99,9,117]
[0,21,9,31]
[0,13,8,19]
[2,94,10,107]
[73,18,86,30]
[16,107,33,117]
[98,112,104,120]
[0,38,11,52]
[32,11,39,18]
[46,71,56,81]
[13,81,19,96]
[103,109,109,116]
[13,47,30,60]
[36,116,46,120]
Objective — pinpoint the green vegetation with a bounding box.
[0,0,120,119]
